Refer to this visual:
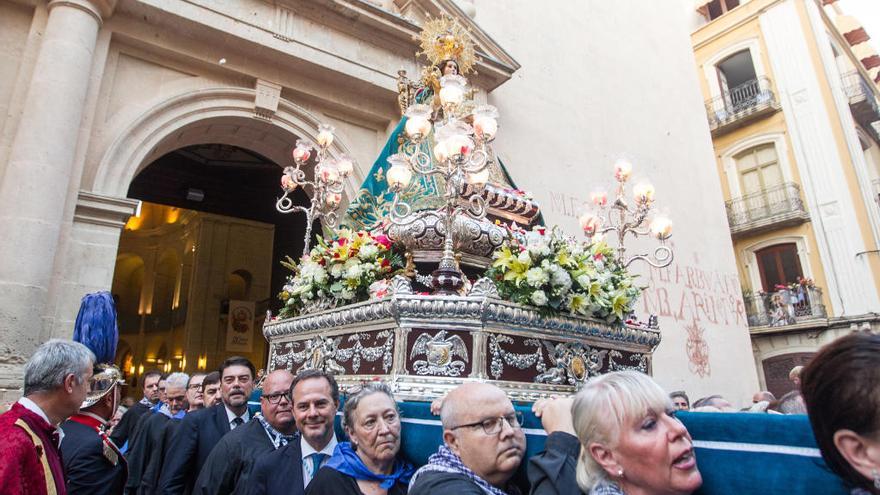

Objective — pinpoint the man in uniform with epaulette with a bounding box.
[61,363,128,495]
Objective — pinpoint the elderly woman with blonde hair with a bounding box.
[572,371,702,495]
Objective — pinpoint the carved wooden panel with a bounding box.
[404,329,474,378]
[269,329,394,375]
[487,333,649,386]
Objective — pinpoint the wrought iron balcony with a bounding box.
[841,70,880,142]
[704,77,781,135]
[744,285,826,329]
[725,182,810,238]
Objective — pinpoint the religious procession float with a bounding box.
[263,18,674,403]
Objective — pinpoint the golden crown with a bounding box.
[417,17,476,74]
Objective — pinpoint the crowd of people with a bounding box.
[0,330,879,494]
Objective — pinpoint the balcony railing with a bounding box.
[841,70,880,141]
[705,77,781,135]
[725,182,810,237]
[744,286,826,328]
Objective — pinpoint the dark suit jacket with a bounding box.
[110,401,150,450]
[124,410,160,492]
[246,436,305,495]
[158,404,232,494]
[60,419,127,495]
[129,412,181,495]
[526,431,581,495]
[193,419,277,494]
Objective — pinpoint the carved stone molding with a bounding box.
[74,190,139,229]
[254,79,282,121]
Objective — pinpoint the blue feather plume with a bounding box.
[73,291,119,364]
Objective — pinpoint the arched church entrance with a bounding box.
[94,89,360,388]
[112,141,310,384]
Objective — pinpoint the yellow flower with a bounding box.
[611,291,629,318]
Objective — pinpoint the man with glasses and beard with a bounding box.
[195,370,296,494]
[159,357,256,494]
[247,369,341,495]
[409,383,527,495]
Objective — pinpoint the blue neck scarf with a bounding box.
[324,441,414,489]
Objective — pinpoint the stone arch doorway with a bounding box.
[94,88,360,385]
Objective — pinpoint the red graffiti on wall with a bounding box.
[640,261,746,327]
[685,319,711,378]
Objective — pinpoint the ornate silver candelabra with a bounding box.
[276,124,355,255]
[579,160,674,268]
[385,74,500,293]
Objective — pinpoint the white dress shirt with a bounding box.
[301,434,338,488]
[224,405,250,429]
[17,397,65,444]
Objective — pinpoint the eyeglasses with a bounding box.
[451,411,524,435]
[187,384,203,391]
[262,392,291,405]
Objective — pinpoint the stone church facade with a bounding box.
[0,0,760,403]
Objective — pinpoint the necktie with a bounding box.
[309,452,328,479]
[231,417,244,429]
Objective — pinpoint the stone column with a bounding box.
[0,0,116,400]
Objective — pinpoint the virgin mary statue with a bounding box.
[339,17,533,232]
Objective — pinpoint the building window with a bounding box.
[717,50,758,107]
[755,243,803,292]
[736,144,782,195]
[705,0,741,21]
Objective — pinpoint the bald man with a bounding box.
[410,383,526,494]
[194,369,296,494]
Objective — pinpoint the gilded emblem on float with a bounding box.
[535,341,608,386]
[411,330,468,376]
[569,355,587,381]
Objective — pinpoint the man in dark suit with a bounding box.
[194,370,295,494]
[247,369,340,495]
[158,357,256,494]
[111,370,161,451]
[126,372,189,494]
[61,364,128,495]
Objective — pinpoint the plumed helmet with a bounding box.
[72,291,125,409]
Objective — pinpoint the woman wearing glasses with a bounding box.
[306,382,414,495]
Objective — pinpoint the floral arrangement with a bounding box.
[277,229,404,318]
[485,226,642,324]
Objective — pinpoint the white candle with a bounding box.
[325,192,342,206]
[613,159,633,182]
[444,134,473,159]
[292,145,311,162]
[336,156,354,176]
[650,216,673,239]
[281,175,297,191]
[433,141,449,162]
[633,182,655,204]
[473,116,498,140]
[579,213,600,236]
[439,75,467,106]
[405,117,432,139]
[387,164,413,189]
[316,124,335,148]
[318,165,340,184]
